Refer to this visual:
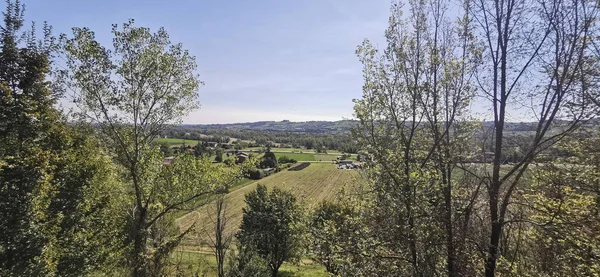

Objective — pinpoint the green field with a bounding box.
[176,163,359,246]
[247,147,311,152]
[274,152,316,161]
[155,137,199,146]
[246,147,346,155]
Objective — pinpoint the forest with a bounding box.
[1,0,600,276]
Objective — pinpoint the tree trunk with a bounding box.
[444,174,456,277]
[485,220,501,277]
[132,207,148,277]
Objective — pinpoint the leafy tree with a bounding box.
[237,184,304,277]
[215,148,224,163]
[261,151,278,168]
[309,201,349,275]
[158,142,173,156]
[0,1,124,275]
[471,0,598,274]
[58,20,242,276]
[350,0,479,275]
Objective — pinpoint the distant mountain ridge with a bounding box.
[181,119,600,134]
[182,120,358,133]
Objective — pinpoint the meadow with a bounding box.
[155,137,199,146]
[175,163,359,246]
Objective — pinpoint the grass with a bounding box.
[155,137,199,147]
[247,147,312,152]
[175,163,359,246]
[171,177,256,219]
[167,250,328,277]
[274,152,316,161]
[245,147,346,155]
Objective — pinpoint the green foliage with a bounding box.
[57,19,247,276]
[309,201,350,275]
[158,142,174,156]
[226,244,271,277]
[0,2,125,275]
[215,148,224,163]
[278,156,298,164]
[499,135,600,276]
[237,184,305,277]
[260,151,278,168]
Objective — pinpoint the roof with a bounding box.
[236,152,249,157]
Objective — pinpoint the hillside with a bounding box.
[180,120,358,134]
[176,163,359,246]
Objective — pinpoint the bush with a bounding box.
[227,244,270,277]
[278,156,298,164]
[248,168,264,180]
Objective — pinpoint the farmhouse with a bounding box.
[236,152,249,164]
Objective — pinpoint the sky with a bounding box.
[19,0,393,124]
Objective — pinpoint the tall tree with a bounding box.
[471,0,598,274]
[203,193,233,277]
[351,0,479,275]
[58,20,242,276]
[0,1,124,275]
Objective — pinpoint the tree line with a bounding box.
[162,127,359,153]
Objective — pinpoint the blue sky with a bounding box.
[20,0,392,123]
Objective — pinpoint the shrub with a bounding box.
[248,168,264,180]
[278,156,298,164]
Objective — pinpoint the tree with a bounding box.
[0,1,124,275]
[261,151,278,168]
[237,184,304,277]
[215,148,224,163]
[158,142,173,156]
[58,20,243,276]
[309,201,349,275]
[351,0,480,275]
[471,0,598,274]
[204,193,233,277]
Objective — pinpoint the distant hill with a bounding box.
[182,120,358,134]
[179,118,600,135]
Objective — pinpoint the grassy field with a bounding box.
[246,147,346,155]
[176,163,359,246]
[247,147,312,152]
[167,250,328,277]
[274,152,316,161]
[155,137,199,147]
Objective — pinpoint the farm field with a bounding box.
[175,163,359,246]
[155,137,199,146]
[314,153,356,161]
[273,152,316,161]
[245,147,345,155]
